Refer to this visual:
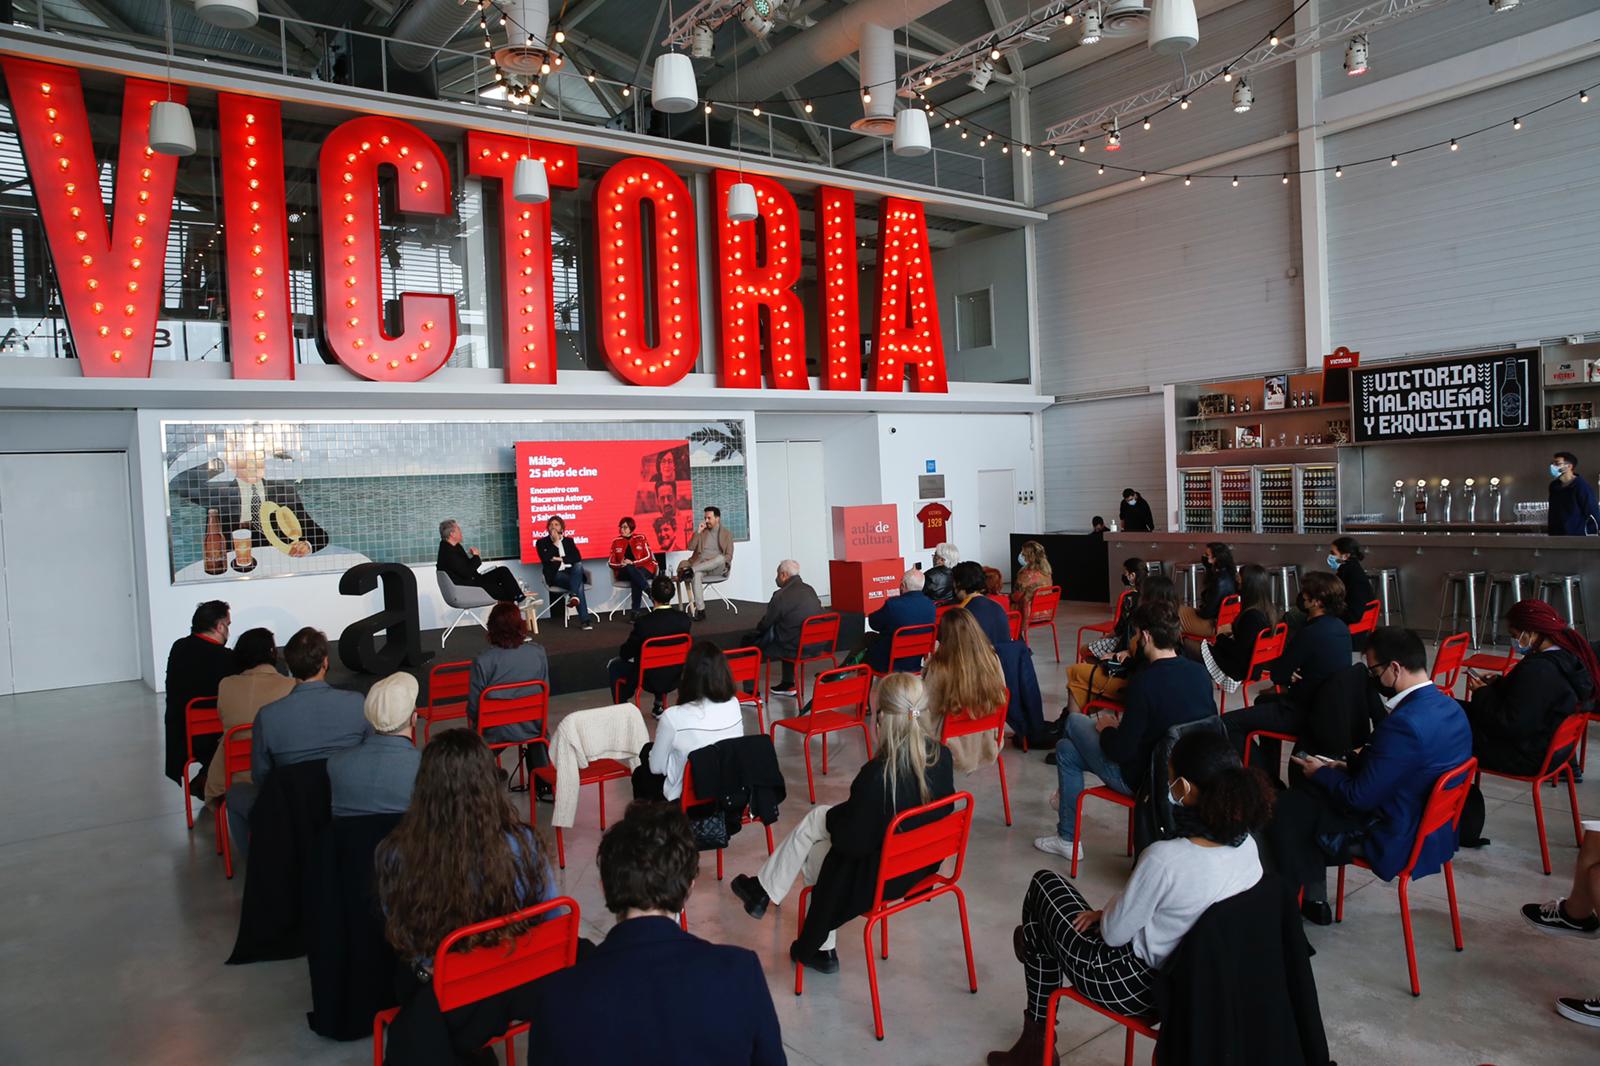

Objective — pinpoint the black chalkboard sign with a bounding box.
[1352,350,1539,443]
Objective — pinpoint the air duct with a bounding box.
[853,23,896,134]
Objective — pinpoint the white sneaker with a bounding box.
[1033,835,1083,863]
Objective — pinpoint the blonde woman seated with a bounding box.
[925,608,1008,774]
[1010,540,1053,617]
[728,673,954,975]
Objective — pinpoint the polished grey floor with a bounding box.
[0,605,1595,1065]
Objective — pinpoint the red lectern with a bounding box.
[829,505,903,613]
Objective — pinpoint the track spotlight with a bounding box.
[1105,128,1121,151]
[740,0,775,39]
[1080,6,1102,46]
[1344,34,1369,77]
[1232,79,1253,113]
[690,22,714,59]
[968,60,994,92]
[1488,0,1520,11]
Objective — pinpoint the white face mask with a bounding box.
[1167,779,1188,807]
[1017,551,1027,567]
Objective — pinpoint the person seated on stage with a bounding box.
[204,626,295,807]
[653,514,679,554]
[537,515,596,630]
[988,730,1271,1066]
[1035,601,1215,865]
[469,602,552,798]
[1520,827,1600,1030]
[1063,575,1179,720]
[925,608,1007,774]
[165,599,235,795]
[923,542,959,604]
[675,506,734,621]
[375,729,558,1066]
[1178,542,1237,640]
[1264,627,1472,925]
[608,516,658,617]
[327,671,422,819]
[437,518,525,604]
[632,641,744,802]
[744,559,823,699]
[1200,563,1277,692]
[609,574,694,717]
[1457,599,1598,846]
[1010,540,1053,618]
[225,627,369,864]
[525,803,785,1066]
[859,569,937,675]
[728,673,955,976]
[951,560,1011,651]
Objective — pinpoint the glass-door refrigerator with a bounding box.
[1255,466,1295,533]
[1180,468,1216,532]
[1218,467,1254,533]
[1297,464,1339,534]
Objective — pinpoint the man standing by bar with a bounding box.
[1547,451,1600,535]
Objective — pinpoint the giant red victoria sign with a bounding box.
[1,58,949,393]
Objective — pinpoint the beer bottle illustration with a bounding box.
[1497,357,1524,428]
[203,508,227,575]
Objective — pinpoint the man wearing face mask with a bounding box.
[1264,627,1472,925]
[1547,451,1600,535]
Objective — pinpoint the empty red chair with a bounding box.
[215,723,253,879]
[1461,645,1519,679]
[768,612,842,701]
[1218,622,1288,713]
[1349,598,1382,638]
[181,696,223,829]
[475,679,549,792]
[1070,785,1135,879]
[1430,632,1470,695]
[938,691,1012,826]
[724,646,767,732]
[770,664,873,803]
[871,623,936,679]
[373,896,581,1066]
[795,791,977,1040]
[680,760,775,882]
[1074,589,1135,660]
[1475,714,1585,875]
[416,659,472,743]
[1334,757,1476,996]
[1044,985,1158,1066]
[1027,585,1063,661]
[613,632,693,709]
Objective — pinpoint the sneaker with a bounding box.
[581,616,596,631]
[730,874,770,919]
[1555,996,1600,1028]
[770,685,798,698]
[1521,899,1600,939]
[1032,835,1083,863]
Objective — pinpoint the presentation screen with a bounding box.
[516,439,694,563]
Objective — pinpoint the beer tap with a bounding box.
[1488,477,1504,523]
[1463,478,1478,523]
[1414,479,1429,523]
[1393,479,1406,523]
[1438,479,1453,524]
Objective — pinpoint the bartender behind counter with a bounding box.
[1547,451,1600,536]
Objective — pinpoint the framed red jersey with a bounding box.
[916,501,952,549]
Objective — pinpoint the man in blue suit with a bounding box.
[525,803,786,1066]
[862,570,938,674]
[1267,626,1473,925]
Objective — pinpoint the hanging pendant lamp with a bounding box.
[727,181,758,222]
[892,107,930,156]
[513,157,549,204]
[652,51,698,113]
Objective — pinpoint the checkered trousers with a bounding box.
[1020,869,1157,1022]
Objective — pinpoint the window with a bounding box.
[955,288,993,350]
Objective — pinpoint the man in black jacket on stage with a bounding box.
[436,518,525,603]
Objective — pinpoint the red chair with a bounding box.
[1348,598,1381,638]
[934,603,957,629]
[373,896,581,1066]
[1007,609,1024,641]
[1044,986,1157,1066]
[1241,730,1301,770]
[938,690,1012,826]
[871,623,936,679]
[770,664,872,803]
[181,696,222,829]
[613,632,693,709]
[724,646,767,732]
[1334,757,1476,996]
[476,679,549,792]
[1430,632,1470,695]
[1461,646,1518,678]
[215,723,253,879]
[768,612,842,701]
[1070,785,1134,879]
[1074,588,1135,660]
[1218,622,1288,713]
[529,706,634,869]
[795,791,977,1040]
[416,659,472,742]
[1475,714,1585,875]
[1203,594,1242,647]
[1027,585,1063,662]
[681,760,775,882]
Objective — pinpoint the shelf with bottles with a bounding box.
[1178,445,1338,468]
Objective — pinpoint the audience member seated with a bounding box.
[226,627,369,865]
[1064,575,1179,719]
[1200,564,1277,691]
[925,608,1008,774]
[525,803,786,1066]
[1520,827,1600,1029]
[608,516,658,616]
[675,506,734,621]
[951,560,1011,651]
[923,542,959,604]
[1178,542,1238,640]
[1036,601,1215,864]
[744,559,823,698]
[1265,627,1472,925]
[327,672,422,819]
[728,673,954,976]
[436,518,524,603]
[537,516,596,629]
[608,574,694,715]
[375,729,558,1066]
[206,626,295,806]
[632,641,745,802]
[165,598,236,793]
[1328,536,1374,641]
[988,730,1272,1066]
[983,566,1009,610]
[1457,599,1599,845]
[858,569,937,674]
[469,602,552,797]
[1010,540,1052,617]
[1090,515,1109,535]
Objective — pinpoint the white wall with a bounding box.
[932,228,1031,384]
[1043,396,1169,532]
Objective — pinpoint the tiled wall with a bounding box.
[163,418,750,584]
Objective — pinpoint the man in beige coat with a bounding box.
[675,506,734,620]
[204,627,295,803]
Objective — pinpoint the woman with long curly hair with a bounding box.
[1010,539,1053,617]
[376,728,557,1066]
[925,608,1008,773]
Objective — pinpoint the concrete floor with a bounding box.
[0,602,1595,1065]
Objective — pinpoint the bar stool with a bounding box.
[1480,571,1536,646]
[1267,565,1300,614]
[1436,570,1488,649]
[1373,567,1406,627]
[1537,574,1590,636]
[1173,563,1206,607]
[1141,560,1167,579]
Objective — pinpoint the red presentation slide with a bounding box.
[516,439,693,563]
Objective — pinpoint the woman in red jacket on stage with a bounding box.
[610,516,658,617]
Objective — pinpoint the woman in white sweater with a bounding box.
[987,729,1273,1066]
[632,641,745,802]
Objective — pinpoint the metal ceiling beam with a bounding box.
[983,0,1029,83]
[754,34,831,160]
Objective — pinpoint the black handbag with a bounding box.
[688,805,730,851]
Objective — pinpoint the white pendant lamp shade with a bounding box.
[727,181,758,222]
[194,0,260,30]
[149,100,196,157]
[892,107,930,157]
[513,157,550,204]
[652,52,698,114]
[1148,0,1199,55]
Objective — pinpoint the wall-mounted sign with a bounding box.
[918,474,945,499]
[1322,346,1359,405]
[1352,350,1539,443]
